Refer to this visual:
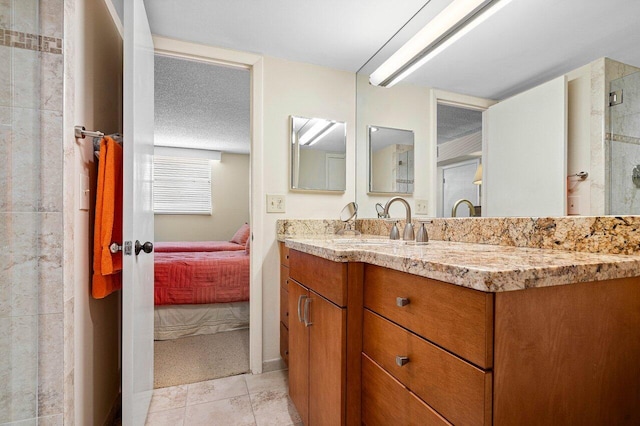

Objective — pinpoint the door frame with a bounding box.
[153,36,265,373]
[429,90,495,217]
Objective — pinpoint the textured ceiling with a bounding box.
[144,0,640,101]
[437,104,483,144]
[154,55,250,154]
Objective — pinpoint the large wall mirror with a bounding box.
[290,115,347,191]
[369,126,414,194]
[355,0,640,218]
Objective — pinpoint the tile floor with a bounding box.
[145,369,302,426]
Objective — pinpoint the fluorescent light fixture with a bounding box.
[155,145,222,161]
[370,0,512,88]
[299,120,336,146]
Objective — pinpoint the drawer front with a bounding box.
[280,265,290,292]
[289,250,347,307]
[363,310,492,426]
[280,286,289,328]
[280,322,289,366]
[364,264,493,368]
[279,242,290,267]
[362,353,450,426]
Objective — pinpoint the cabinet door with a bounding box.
[288,281,309,426]
[308,291,347,426]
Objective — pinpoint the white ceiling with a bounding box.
[143,0,640,101]
[154,55,250,154]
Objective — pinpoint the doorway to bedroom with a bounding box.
[152,52,252,388]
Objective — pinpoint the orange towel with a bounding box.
[92,136,123,298]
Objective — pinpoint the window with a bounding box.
[153,155,212,214]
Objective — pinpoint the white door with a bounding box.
[326,154,346,190]
[442,159,480,217]
[483,76,567,217]
[122,0,155,424]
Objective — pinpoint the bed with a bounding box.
[154,224,251,340]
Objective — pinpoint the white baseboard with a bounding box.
[262,358,286,373]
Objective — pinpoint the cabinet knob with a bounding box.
[396,297,410,307]
[396,356,409,367]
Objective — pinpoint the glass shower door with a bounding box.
[609,70,640,214]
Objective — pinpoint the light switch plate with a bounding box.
[79,174,90,211]
[415,199,428,215]
[266,194,286,213]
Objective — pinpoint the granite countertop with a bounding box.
[284,235,640,292]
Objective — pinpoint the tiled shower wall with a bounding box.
[0,0,65,424]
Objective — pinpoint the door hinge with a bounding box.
[609,90,623,106]
[123,241,133,256]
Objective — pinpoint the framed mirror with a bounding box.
[290,115,347,191]
[368,125,415,194]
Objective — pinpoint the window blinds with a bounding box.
[153,155,212,214]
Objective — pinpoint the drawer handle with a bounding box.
[396,297,410,307]
[297,295,307,322]
[396,356,409,367]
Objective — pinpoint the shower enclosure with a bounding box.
[1,0,64,423]
[609,70,640,214]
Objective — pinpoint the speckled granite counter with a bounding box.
[284,235,640,292]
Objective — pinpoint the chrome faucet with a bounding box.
[452,199,476,217]
[383,197,414,240]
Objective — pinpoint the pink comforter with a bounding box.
[154,241,245,253]
[154,251,249,305]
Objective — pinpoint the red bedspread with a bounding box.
[154,241,245,253]
[154,251,249,305]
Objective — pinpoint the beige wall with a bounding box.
[68,0,123,424]
[262,56,356,363]
[356,73,432,218]
[155,153,250,241]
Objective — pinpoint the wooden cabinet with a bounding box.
[363,264,493,425]
[362,264,640,425]
[278,242,290,366]
[287,249,362,426]
[283,243,640,425]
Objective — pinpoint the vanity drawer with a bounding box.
[279,242,290,267]
[364,264,493,368]
[280,286,289,328]
[280,265,290,292]
[289,250,348,307]
[280,322,289,366]
[362,353,450,426]
[363,310,492,426]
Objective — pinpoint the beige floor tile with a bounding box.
[184,395,256,426]
[145,407,185,426]
[149,385,188,413]
[250,389,301,426]
[187,375,248,406]
[245,370,288,395]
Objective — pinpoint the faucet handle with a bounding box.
[415,219,432,244]
[389,221,400,240]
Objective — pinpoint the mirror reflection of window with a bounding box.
[368,126,415,194]
[290,116,347,191]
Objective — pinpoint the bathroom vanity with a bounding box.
[281,237,640,425]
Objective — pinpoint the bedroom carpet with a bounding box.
[154,329,250,388]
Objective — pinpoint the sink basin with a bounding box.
[331,238,417,246]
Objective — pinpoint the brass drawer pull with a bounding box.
[396,297,410,307]
[396,356,409,367]
[304,297,312,327]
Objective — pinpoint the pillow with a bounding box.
[230,223,250,246]
[245,235,251,254]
